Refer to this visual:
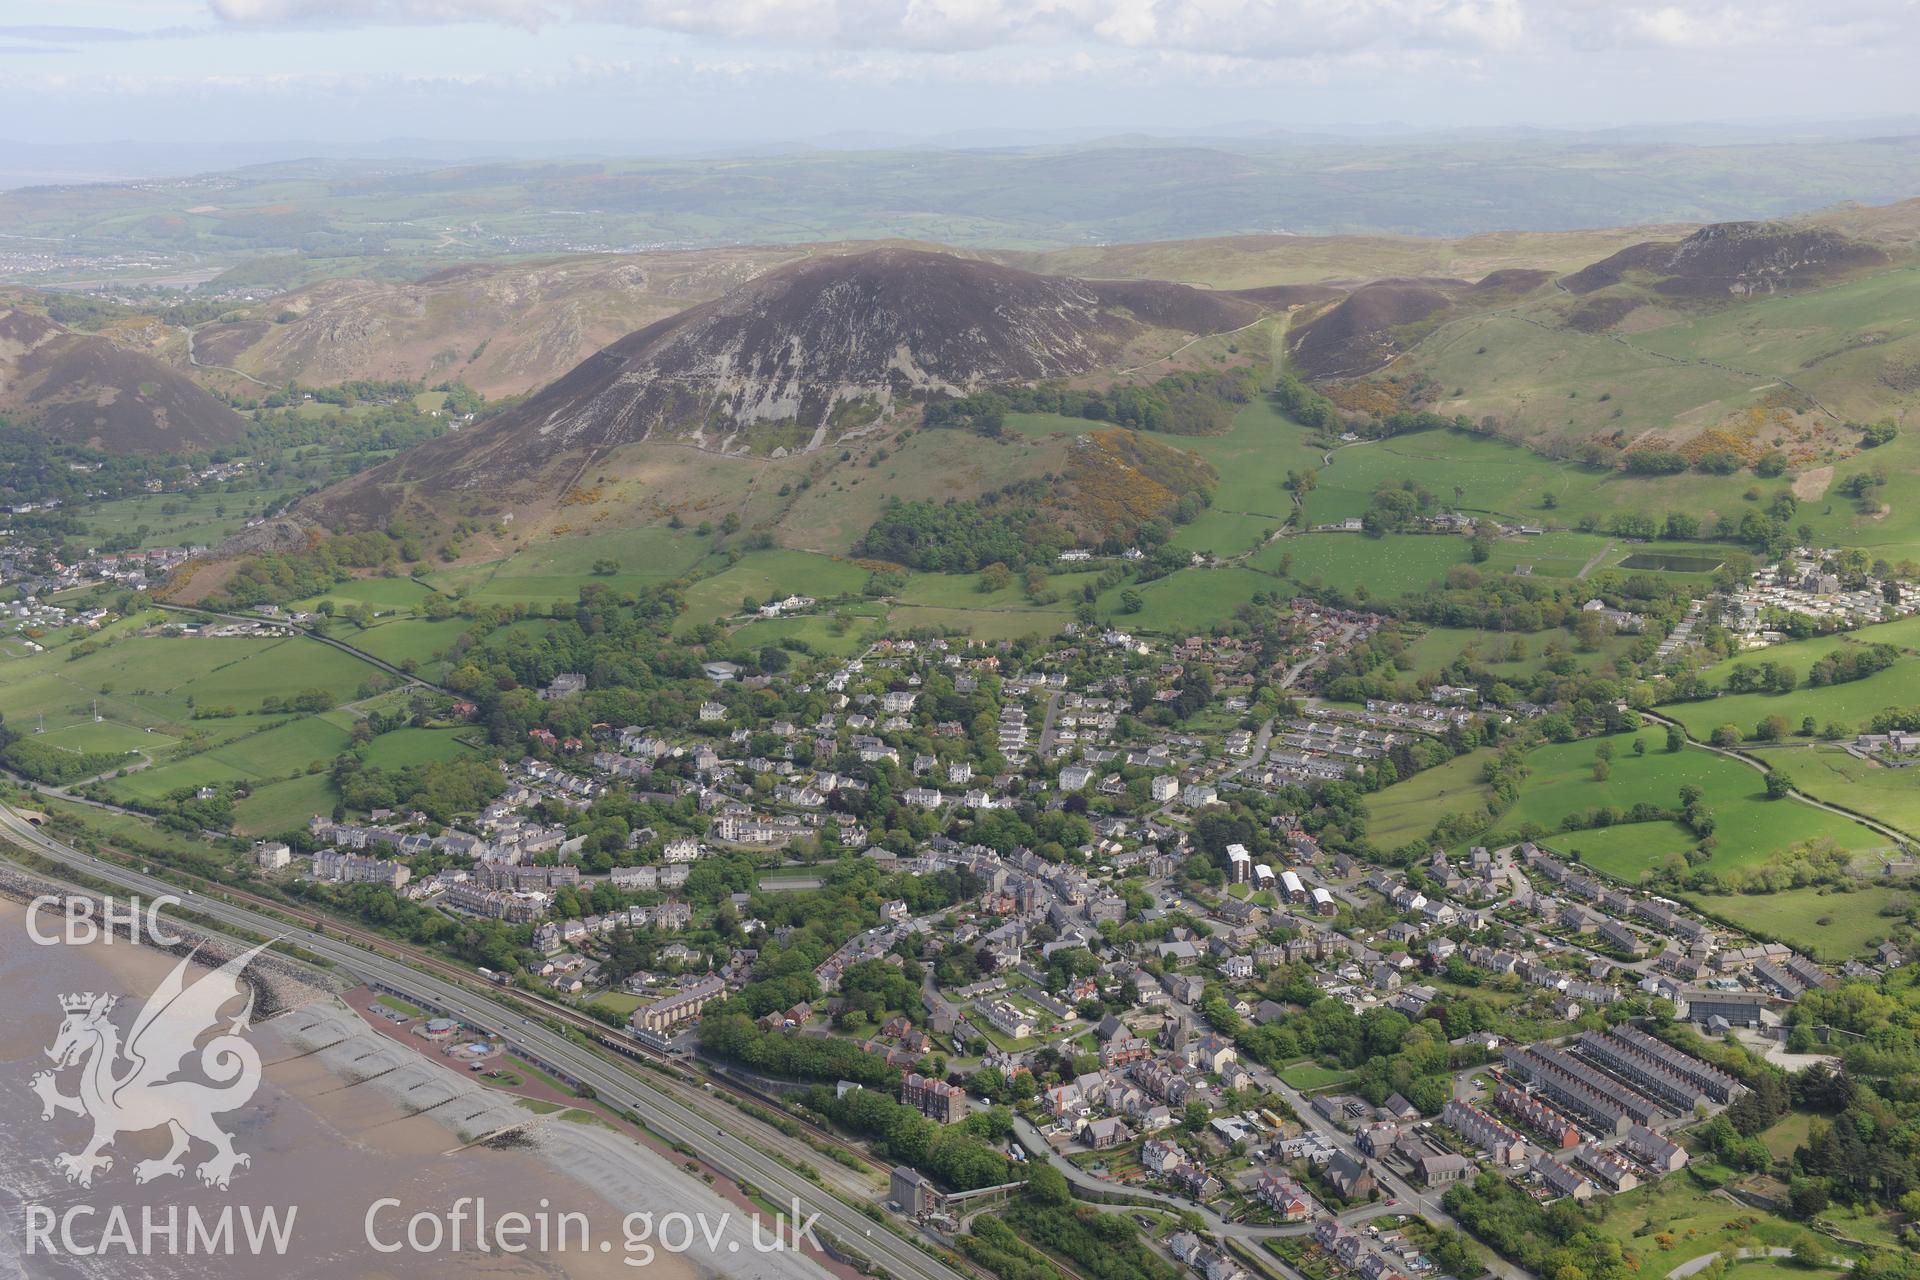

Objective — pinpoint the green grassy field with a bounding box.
[1628,263,1920,424]
[885,603,1072,641]
[1299,430,1616,527]
[1682,881,1911,961]
[0,615,405,832]
[347,617,472,672]
[1721,1259,1844,1280]
[1412,308,1791,455]
[1480,530,1619,580]
[893,569,1075,610]
[1169,509,1279,558]
[727,608,885,656]
[104,716,351,801]
[1501,728,1888,878]
[211,716,353,775]
[1589,1170,1820,1280]
[1661,657,1920,743]
[295,577,434,614]
[31,718,181,758]
[358,727,476,768]
[231,772,338,836]
[1658,614,1920,746]
[872,569,1076,641]
[1778,746,1920,836]
[1759,1111,1814,1162]
[1277,1063,1359,1091]
[1666,617,1920,744]
[0,630,375,741]
[1095,566,1279,635]
[422,525,714,606]
[1289,424,1870,590]
[102,754,255,801]
[1362,726,1888,877]
[1250,531,1470,600]
[1365,747,1497,849]
[673,550,874,632]
[1400,623,1639,680]
[1137,394,1322,522]
[1394,263,1920,564]
[885,567,1066,627]
[80,486,304,550]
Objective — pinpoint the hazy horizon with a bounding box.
[6,113,1920,192]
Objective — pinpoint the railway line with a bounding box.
[0,801,968,1280]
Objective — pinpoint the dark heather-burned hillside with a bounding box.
[0,307,248,452]
[1284,278,1464,381]
[1463,268,1555,298]
[293,248,1261,529]
[1225,283,1348,310]
[1560,221,1888,298]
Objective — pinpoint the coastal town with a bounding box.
[11,38,1920,1280]
[185,576,1904,1280]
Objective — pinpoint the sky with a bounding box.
[2,0,1917,151]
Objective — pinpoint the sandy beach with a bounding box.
[0,899,828,1280]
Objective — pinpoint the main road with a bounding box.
[0,802,971,1280]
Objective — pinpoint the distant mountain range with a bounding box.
[8,131,1920,285]
[9,115,1920,186]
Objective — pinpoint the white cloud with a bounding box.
[578,0,1537,56]
[198,0,1918,62]
[208,0,559,28]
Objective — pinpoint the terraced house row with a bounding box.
[1442,1097,1528,1165]
[1502,1042,1667,1134]
[1574,1030,1710,1114]
[1494,1081,1580,1148]
[1607,1024,1746,1104]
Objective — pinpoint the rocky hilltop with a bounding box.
[294,248,1260,528]
[1562,221,1887,299]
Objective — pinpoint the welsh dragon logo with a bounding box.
[31,941,270,1190]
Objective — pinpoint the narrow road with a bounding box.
[181,324,272,388]
[1114,315,1274,378]
[1007,1115,1383,1241]
[1036,690,1063,758]
[49,749,153,793]
[1668,1246,1853,1279]
[152,601,451,695]
[1638,708,1915,850]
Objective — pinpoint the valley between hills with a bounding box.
[11,159,1920,1280]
